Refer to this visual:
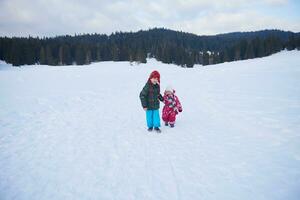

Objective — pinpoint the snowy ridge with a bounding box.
[0,50,300,200]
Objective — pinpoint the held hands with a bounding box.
[143,107,147,111]
[174,107,178,114]
[174,107,183,114]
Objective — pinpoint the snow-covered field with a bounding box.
[0,50,300,200]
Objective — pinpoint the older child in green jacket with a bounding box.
[140,70,163,133]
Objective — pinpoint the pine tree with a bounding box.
[45,45,54,65]
[136,48,146,63]
[75,44,85,65]
[85,48,92,64]
[286,35,295,50]
[245,42,255,59]
[202,51,209,66]
[252,37,265,57]
[63,44,72,65]
[58,46,64,65]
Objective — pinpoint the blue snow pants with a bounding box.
[146,109,161,128]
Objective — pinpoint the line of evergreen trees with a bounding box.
[0,28,299,67]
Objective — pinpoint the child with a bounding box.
[139,71,164,133]
[162,86,182,128]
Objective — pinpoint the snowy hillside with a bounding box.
[0,51,300,200]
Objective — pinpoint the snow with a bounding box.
[1,50,300,200]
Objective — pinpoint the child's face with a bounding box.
[165,90,173,95]
[150,78,159,84]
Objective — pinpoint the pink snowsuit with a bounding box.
[162,91,182,125]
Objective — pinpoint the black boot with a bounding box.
[148,127,153,132]
[154,127,161,133]
[170,124,175,128]
[165,122,169,126]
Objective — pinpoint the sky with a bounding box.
[0,0,299,37]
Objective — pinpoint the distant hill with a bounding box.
[0,28,299,67]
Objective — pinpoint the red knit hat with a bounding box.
[148,70,160,83]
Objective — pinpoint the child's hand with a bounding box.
[174,107,178,114]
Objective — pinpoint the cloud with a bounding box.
[171,10,300,35]
[0,0,298,37]
[264,0,289,6]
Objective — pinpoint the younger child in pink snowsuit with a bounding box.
[162,86,182,127]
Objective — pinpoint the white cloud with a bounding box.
[0,0,298,37]
[171,10,300,35]
[264,0,289,6]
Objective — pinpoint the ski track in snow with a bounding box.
[0,51,300,200]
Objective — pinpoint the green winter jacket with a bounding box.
[140,81,163,110]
